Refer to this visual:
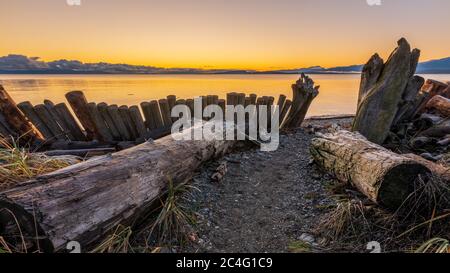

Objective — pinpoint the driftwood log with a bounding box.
[282,74,319,129]
[352,38,421,144]
[425,95,450,118]
[310,130,431,209]
[0,123,235,252]
[0,85,44,142]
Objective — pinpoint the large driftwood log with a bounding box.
[0,85,44,142]
[310,130,431,209]
[0,123,235,252]
[425,95,450,118]
[352,38,420,144]
[282,74,319,129]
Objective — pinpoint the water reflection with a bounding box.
[0,74,448,117]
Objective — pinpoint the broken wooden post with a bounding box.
[352,38,421,144]
[0,85,44,142]
[311,130,431,209]
[282,74,319,129]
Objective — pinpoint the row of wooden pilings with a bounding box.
[0,85,293,151]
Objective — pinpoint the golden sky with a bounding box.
[1,0,449,70]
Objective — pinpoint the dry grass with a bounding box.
[315,174,450,252]
[416,238,450,253]
[90,225,133,253]
[0,137,80,192]
[146,178,197,245]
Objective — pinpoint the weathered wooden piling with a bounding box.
[0,85,44,142]
[34,104,66,140]
[17,101,54,140]
[54,103,86,141]
[66,91,99,141]
[128,105,147,139]
[107,104,132,141]
[98,102,121,141]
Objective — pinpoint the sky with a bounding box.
[1,0,449,70]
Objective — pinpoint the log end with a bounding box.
[377,163,431,209]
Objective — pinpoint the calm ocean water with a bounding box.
[0,74,449,117]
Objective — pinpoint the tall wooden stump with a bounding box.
[282,74,319,129]
[352,38,421,144]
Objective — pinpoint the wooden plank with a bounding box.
[17,101,54,139]
[158,99,172,126]
[34,104,66,140]
[107,104,132,141]
[87,103,113,142]
[149,100,164,129]
[54,103,86,141]
[66,91,98,141]
[119,105,138,140]
[129,105,148,139]
[97,103,122,141]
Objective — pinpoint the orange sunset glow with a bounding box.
[1,0,450,70]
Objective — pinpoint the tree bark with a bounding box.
[352,38,420,144]
[357,53,384,107]
[0,124,235,252]
[282,74,319,129]
[310,130,431,209]
[425,95,450,118]
[0,85,44,142]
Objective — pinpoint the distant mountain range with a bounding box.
[0,54,449,74]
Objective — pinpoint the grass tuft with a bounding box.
[91,225,133,253]
[147,178,197,245]
[0,137,80,192]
